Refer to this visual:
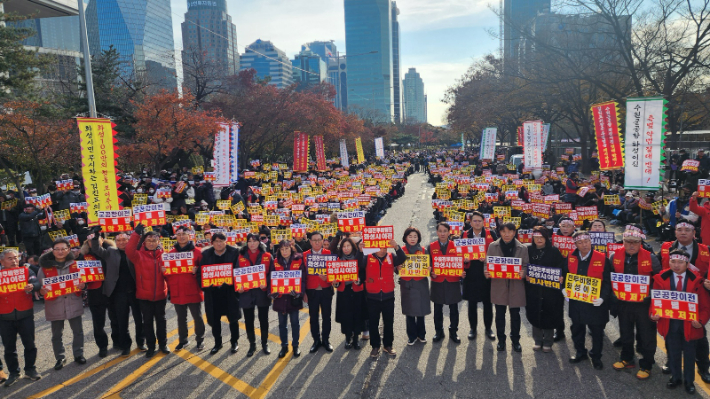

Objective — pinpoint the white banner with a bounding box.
[480,127,497,160]
[542,123,550,152]
[624,97,664,190]
[229,123,239,183]
[523,120,544,169]
[375,137,385,158]
[213,123,231,187]
[340,139,349,169]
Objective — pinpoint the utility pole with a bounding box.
[77,0,97,118]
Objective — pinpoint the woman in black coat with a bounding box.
[334,237,366,350]
[270,241,305,358]
[525,226,566,352]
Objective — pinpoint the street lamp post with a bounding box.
[78,0,97,118]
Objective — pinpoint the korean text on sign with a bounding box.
[590,232,616,253]
[0,267,28,295]
[400,255,430,278]
[454,238,486,261]
[201,264,233,288]
[306,254,338,275]
[362,226,394,248]
[433,256,464,278]
[133,204,167,227]
[565,273,601,303]
[527,264,561,289]
[161,252,195,275]
[233,264,266,292]
[43,272,81,300]
[651,290,698,321]
[76,260,105,283]
[326,260,359,283]
[611,273,649,302]
[271,270,302,294]
[486,256,523,279]
[552,235,576,257]
[98,210,133,232]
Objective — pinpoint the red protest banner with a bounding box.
[682,159,700,172]
[233,264,267,292]
[270,270,302,294]
[0,267,28,295]
[555,202,573,215]
[651,290,698,321]
[133,204,167,227]
[576,206,598,221]
[326,260,359,283]
[76,260,105,283]
[201,264,233,288]
[161,252,195,275]
[314,135,327,172]
[591,101,624,170]
[42,272,81,300]
[552,235,576,257]
[433,256,464,278]
[337,211,365,233]
[532,203,551,219]
[454,238,486,261]
[362,225,394,248]
[293,131,310,173]
[611,273,650,302]
[486,256,523,279]
[98,210,133,233]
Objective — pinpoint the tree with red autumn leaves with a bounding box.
[125,89,226,172]
[0,101,78,190]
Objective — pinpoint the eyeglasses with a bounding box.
[259,237,268,241]
[53,248,70,252]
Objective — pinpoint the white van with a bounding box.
[509,154,524,168]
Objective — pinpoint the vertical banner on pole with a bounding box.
[229,123,239,183]
[523,120,543,169]
[340,139,350,168]
[542,123,550,152]
[77,118,120,225]
[213,123,230,187]
[624,97,666,190]
[293,131,310,173]
[314,135,327,171]
[517,126,523,147]
[355,137,365,164]
[480,127,497,160]
[591,101,624,171]
[374,137,385,158]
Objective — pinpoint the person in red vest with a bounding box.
[429,222,464,344]
[690,191,710,245]
[304,231,335,354]
[38,238,86,370]
[237,233,273,357]
[0,249,41,386]
[651,248,710,394]
[125,224,169,359]
[564,231,612,370]
[333,237,365,350]
[463,212,497,340]
[608,230,661,379]
[163,226,204,351]
[397,227,431,345]
[270,240,305,358]
[362,238,406,358]
[658,220,710,381]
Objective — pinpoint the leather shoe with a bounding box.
[592,358,603,370]
[569,353,589,363]
[145,349,156,359]
[210,345,223,355]
[553,331,566,342]
[352,340,361,350]
[450,334,461,344]
[344,340,353,350]
[667,378,682,389]
[75,356,87,365]
[310,340,321,353]
[496,342,506,352]
[99,348,109,358]
[700,371,710,383]
[262,343,271,355]
[159,346,170,355]
[662,363,672,374]
[121,347,131,356]
[685,382,696,394]
[432,333,445,343]
[230,343,239,354]
[247,343,257,357]
[512,343,522,353]
[196,341,205,351]
[175,341,189,351]
[293,346,301,357]
[612,338,622,347]
[468,331,476,340]
[323,341,333,352]
[486,329,496,340]
[54,358,66,370]
[137,344,148,351]
[278,346,289,358]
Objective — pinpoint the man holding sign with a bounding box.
[652,249,710,394]
[563,232,612,370]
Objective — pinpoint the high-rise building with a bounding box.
[344,0,393,123]
[239,39,293,89]
[86,0,177,91]
[181,0,239,91]
[292,49,327,87]
[304,41,347,111]
[503,0,550,73]
[391,1,402,124]
[403,68,426,124]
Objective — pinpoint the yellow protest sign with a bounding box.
[400,255,430,278]
[565,273,601,303]
[77,118,119,224]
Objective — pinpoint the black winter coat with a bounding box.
[524,244,566,329]
[198,245,241,325]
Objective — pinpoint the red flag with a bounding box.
[293,132,309,173]
[314,135,327,171]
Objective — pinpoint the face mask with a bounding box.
[149,189,155,194]
[40,226,47,231]
[78,220,85,225]
[137,188,144,193]
[546,225,553,230]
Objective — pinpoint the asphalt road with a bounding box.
[3,172,704,399]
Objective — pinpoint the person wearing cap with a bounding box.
[608,228,661,379]
[651,248,710,394]
[690,191,710,246]
[237,233,273,357]
[659,219,710,381]
[18,204,45,256]
[614,193,639,226]
[564,231,612,370]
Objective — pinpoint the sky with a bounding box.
[169,0,500,126]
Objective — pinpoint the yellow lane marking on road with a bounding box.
[656,334,710,397]
[174,348,258,396]
[26,349,141,399]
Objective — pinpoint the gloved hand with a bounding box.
[268,292,278,299]
[290,290,298,297]
[90,225,102,239]
[593,297,604,307]
[134,222,145,235]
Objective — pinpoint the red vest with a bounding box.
[82,254,103,290]
[304,249,333,290]
[237,251,273,292]
[660,241,710,276]
[400,247,427,281]
[0,267,33,315]
[429,240,460,283]
[274,257,303,271]
[611,248,653,276]
[365,253,395,294]
[568,250,606,279]
[43,263,82,301]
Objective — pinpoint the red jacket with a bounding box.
[165,243,204,305]
[660,240,710,276]
[651,269,710,341]
[126,233,167,301]
[689,197,710,246]
[429,240,460,283]
[304,248,333,290]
